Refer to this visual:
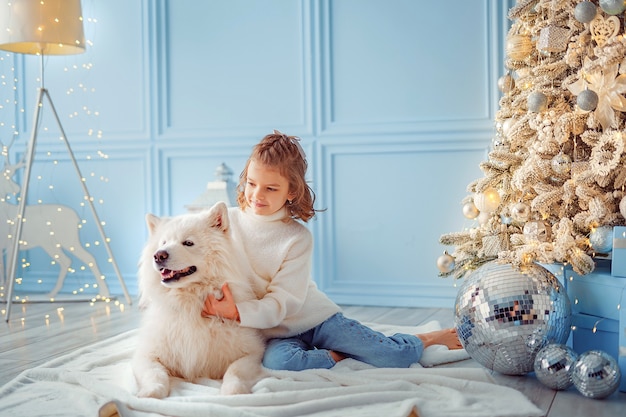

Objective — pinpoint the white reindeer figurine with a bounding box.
[0,150,110,299]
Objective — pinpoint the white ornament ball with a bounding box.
[501,118,515,136]
[474,188,501,213]
[528,91,548,112]
[599,0,626,15]
[589,226,613,253]
[462,201,480,219]
[551,153,572,175]
[436,252,455,273]
[574,1,597,23]
[511,202,530,222]
[477,211,491,225]
[577,89,599,111]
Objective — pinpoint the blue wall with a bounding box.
[0,0,510,308]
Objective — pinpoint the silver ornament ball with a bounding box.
[599,0,626,15]
[620,196,626,219]
[454,261,572,375]
[528,91,548,112]
[571,350,621,399]
[492,136,508,150]
[577,89,599,111]
[533,344,578,390]
[574,1,597,23]
[551,153,572,175]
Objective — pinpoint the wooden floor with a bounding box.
[1,300,624,416]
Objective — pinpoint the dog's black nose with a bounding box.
[154,250,168,264]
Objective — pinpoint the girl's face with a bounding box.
[244,160,295,216]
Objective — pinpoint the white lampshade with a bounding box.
[0,0,85,55]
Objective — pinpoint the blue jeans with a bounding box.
[262,313,424,371]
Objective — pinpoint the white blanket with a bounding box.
[0,321,544,417]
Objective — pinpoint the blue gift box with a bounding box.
[612,226,626,278]
[564,260,626,392]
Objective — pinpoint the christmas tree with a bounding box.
[439,0,626,278]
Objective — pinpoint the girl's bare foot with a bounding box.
[330,350,346,363]
[416,328,463,350]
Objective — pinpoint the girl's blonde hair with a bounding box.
[237,130,321,222]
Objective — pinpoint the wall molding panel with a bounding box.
[155,0,314,139]
[318,0,498,136]
[312,138,488,306]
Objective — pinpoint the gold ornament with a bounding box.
[506,34,533,61]
[590,15,620,47]
[498,73,515,93]
[462,201,480,219]
[436,251,455,273]
[511,202,530,222]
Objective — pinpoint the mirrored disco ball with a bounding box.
[533,343,578,390]
[454,261,571,375]
[571,350,621,399]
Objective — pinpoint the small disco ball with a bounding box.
[533,343,578,390]
[571,350,621,399]
[454,261,571,375]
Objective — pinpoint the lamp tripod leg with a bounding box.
[5,88,45,322]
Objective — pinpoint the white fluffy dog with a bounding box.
[132,202,266,398]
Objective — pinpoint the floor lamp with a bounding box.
[0,0,132,322]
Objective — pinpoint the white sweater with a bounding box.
[229,207,341,338]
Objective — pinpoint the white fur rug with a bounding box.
[0,321,544,417]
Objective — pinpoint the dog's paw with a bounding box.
[212,287,224,301]
[220,379,251,395]
[136,382,169,399]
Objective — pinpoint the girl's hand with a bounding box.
[202,283,240,322]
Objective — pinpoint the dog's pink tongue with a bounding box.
[160,269,173,278]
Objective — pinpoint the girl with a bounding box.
[202,130,462,371]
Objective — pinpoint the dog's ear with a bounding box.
[145,213,161,234]
[207,202,229,232]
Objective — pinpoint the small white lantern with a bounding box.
[186,163,238,212]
